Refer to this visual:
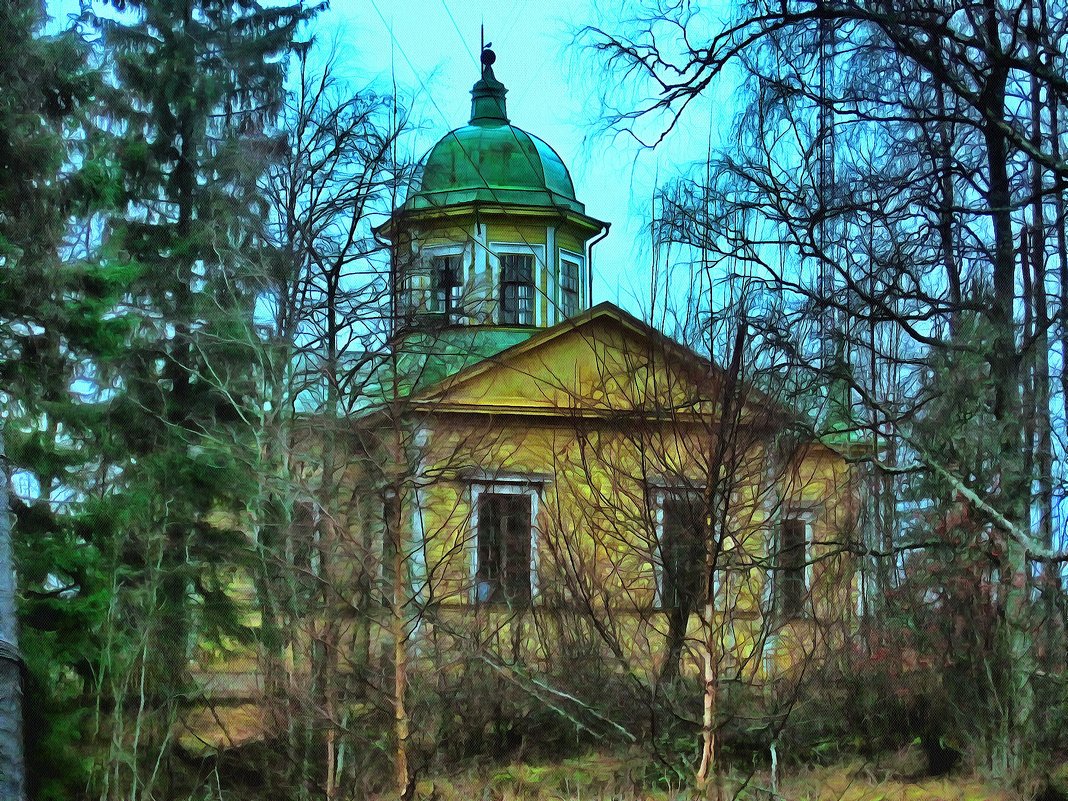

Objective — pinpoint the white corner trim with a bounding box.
[411,488,428,600]
[475,222,488,285]
[410,425,431,608]
[546,225,558,325]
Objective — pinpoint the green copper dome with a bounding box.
[403,54,586,215]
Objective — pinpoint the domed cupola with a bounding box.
[377,45,609,339]
[404,49,585,217]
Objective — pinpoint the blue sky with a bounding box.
[45,0,737,316]
[310,0,734,317]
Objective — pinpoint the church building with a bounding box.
[180,47,864,763]
[350,47,859,679]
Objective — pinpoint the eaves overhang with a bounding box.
[374,201,609,243]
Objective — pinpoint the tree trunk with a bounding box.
[695,598,722,801]
[1052,77,1068,553]
[1028,7,1056,670]
[0,428,25,801]
[660,605,688,683]
[981,13,1034,769]
[696,321,744,799]
[387,482,410,799]
[319,317,341,801]
[935,57,962,332]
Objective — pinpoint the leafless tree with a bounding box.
[584,0,1068,777]
[248,47,407,799]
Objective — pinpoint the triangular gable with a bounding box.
[410,303,773,422]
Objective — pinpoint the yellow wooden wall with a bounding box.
[392,313,861,680]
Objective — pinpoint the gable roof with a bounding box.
[412,302,686,388]
[407,302,777,424]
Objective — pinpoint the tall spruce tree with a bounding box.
[0,3,110,800]
[89,0,320,794]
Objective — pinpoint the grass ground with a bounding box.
[412,755,1024,801]
[775,764,1018,801]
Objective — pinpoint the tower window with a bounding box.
[561,258,580,318]
[476,493,532,604]
[499,253,535,325]
[430,254,463,317]
[776,518,807,619]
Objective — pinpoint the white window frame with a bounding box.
[468,475,543,604]
[489,242,546,326]
[651,487,718,610]
[768,509,814,621]
[762,632,780,675]
[559,249,584,319]
[420,242,469,319]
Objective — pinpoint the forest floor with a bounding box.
[413,754,1027,801]
[174,708,1039,801]
[772,764,1019,801]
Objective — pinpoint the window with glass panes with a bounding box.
[561,258,580,317]
[499,253,535,325]
[776,519,807,619]
[475,493,532,604]
[660,493,706,610]
[430,254,462,316]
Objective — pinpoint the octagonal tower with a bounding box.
[376,47,609,359]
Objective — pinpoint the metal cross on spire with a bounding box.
[480,24,495,77]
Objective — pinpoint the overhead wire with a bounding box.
[439,0,477,66]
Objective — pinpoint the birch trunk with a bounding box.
[695,321,744,800]
[387,482,410,799]
[695,596,722,801]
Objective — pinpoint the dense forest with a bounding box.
[2,1,1068,800]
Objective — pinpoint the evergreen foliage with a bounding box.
[0,3,108,798]
[83,0,321,793]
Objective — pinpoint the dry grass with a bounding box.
[411,755,1024,801]
[176,702,272,754]
[774,763,1020,801]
